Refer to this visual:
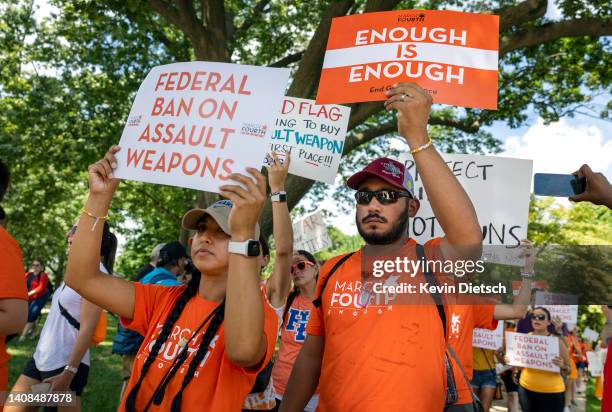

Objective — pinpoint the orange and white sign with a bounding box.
[316,10,499,109]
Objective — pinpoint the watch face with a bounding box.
[247,241,261,257]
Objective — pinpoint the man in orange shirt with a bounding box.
[0,160,28,396]
[447,240,534,411]
[280,83,483,412]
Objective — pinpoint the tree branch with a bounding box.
[232,0,271,40]
[344,120,396,154]
[269,51,304,67]
[501,17,612,55]
[491,0,547,31]
[148,0,183,30]
[287,0,355,98]
[364,0,402,13]
[196,0,229,60]
[148,0,211,59]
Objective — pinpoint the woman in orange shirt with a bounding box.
[272,250,320,411]
[65,146,279,411]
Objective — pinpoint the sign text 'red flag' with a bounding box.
[316,10,499,109]
[114,62,290,192]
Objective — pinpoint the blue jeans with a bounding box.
[470,369,497,389]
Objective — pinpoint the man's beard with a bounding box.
[356,207,409,245]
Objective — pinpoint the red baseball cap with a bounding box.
[347,157,415,197]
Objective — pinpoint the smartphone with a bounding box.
[534,173,586,197]
[31,382,52,393]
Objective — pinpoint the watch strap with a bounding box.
[271,191,287,202]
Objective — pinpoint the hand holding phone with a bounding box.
[534,173,586,197]
[568,164,612,208]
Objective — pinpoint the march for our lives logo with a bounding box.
[285,308,310,342]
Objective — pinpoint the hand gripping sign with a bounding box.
[316,10,499,109]
[114,62,290,192]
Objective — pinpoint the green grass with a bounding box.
[586,377,602,412]
[7,312,124,410]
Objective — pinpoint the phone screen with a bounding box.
[534,173,585,197]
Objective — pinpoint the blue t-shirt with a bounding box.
[140,267,182,286]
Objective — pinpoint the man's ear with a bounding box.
[408,198,420,217]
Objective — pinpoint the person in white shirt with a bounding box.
[6,222,117,412]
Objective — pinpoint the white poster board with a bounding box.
[473,322,504,350]
[265,97,350,183]
[505,331,560,372]
[586,350,605,377]
[397,153,532,266]
[534,291,579,324]
[582,327,599,343]
[115,62,290,192]
[293,211,332,254]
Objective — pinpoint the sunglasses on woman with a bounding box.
[354,189,412,205]
[530,314,547,321]
[291,260,314,274]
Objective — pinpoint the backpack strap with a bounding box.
[417,244,483,411]
[312,252,355,308]
[57,288,81,331]
[415,243,446,338]
[447,344,484,411]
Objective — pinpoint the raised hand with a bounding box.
[569,164,612,208]
[88,145,121,199]
[384,82,432,147]
[220,168,266,240]
[518,239,535,274]
[266,151,291,193]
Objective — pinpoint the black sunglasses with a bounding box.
[355,189,412,205]
[530,313,547,321]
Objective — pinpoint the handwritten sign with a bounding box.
[114,62,290,192]
[534,291,579,324]
[582,327,599,343]
[397,153,532,259]
[316,10,499,109]
[265,97,350,183]
[506,332,560,372]
[293,211,332,254]
[473,322,504,350]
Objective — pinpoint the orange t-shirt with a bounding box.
[119,283,278,411]
[272,293,318,397]
[447,304,497,405]
[0,226,27,391]
[306,238,448,412]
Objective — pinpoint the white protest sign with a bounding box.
[265,97,350,184]
[505,331,560,372]
[473,322,504,350]
[583,327,599,343]
[397,153,533,266]
[586,350,605,377]
[534,291,579,324]
[293,211,332,254]
[115,62,290,192]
